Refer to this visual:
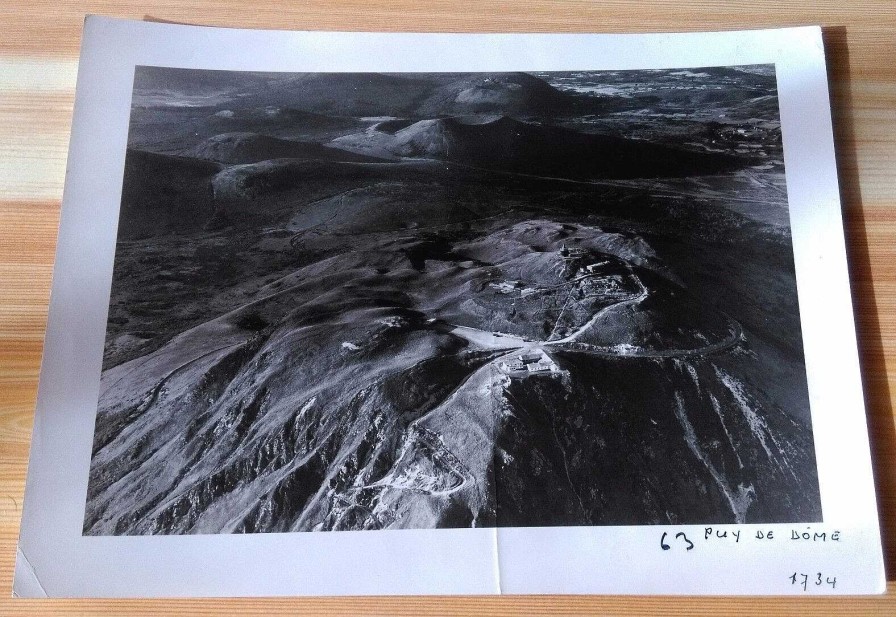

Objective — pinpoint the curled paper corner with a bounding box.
[13,546,49,598]
[873,563,888,595]
[492,528,503,594]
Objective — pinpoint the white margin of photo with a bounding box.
[13,17,884,597]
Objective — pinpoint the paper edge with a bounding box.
[12,547,49,598]
[13,17,886,598]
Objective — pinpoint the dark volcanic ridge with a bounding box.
[190,132,386,165]
[86,282,817,534]
[331,115,752,179]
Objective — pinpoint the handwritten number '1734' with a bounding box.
[661,532,694,551]
[790,572,836,591]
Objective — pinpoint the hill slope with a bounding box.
[332,116,750,180]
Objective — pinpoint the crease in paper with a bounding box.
[13,546,49,598]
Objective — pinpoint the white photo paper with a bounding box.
[14,16,884,596]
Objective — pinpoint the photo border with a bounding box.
[14,17,884,596]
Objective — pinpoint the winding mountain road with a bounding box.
[434,265,744,362]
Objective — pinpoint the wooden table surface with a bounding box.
[1,1,894,614]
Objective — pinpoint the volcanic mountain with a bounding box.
[85,219,819,534]
[190,132,383,165]
[331,115,750,180]
[413,72,573,117]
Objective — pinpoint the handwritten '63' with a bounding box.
[660,531,694,551]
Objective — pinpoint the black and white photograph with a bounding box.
[83,64,822,535]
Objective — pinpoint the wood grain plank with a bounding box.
[0,1,892,60]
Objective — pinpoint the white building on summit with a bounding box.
[559,243,586,260]
[500,350,558,374]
